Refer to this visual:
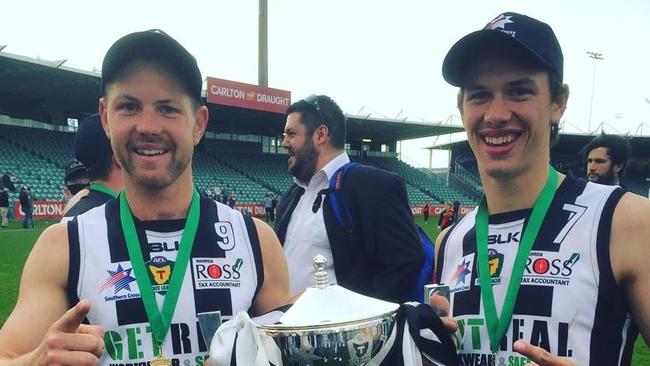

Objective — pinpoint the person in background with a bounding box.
[62,158,89,201]
[2,171,17,193]
[19,186,34,229]
[221,184,230,204]
[228,194,236,209]
[437,201,454,230]
[0,187,8,228]
[275,94,423,303]
[582,133,631,186]
[270,193,278,222]
[263,193,273,222]
[451,199,461,223]
[62,114,123,219]
[423,202,431,223]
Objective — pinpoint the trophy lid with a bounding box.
[276,255,399,327]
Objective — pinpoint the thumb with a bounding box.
[53,299,91,333]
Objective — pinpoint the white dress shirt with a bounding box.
[283,152,350,295]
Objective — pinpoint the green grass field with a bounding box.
[0,217,647,363]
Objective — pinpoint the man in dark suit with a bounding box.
[275,94,423,303]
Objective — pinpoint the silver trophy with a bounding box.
[257,255,399,365]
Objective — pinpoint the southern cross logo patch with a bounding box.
[100,264,136,294]
[452,258,472,286]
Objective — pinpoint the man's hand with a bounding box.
[429,293,458,333]
[34,300,104,365]
[513,340,577,366]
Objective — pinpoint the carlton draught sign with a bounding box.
[14,200,66,219]
[206,77,291,114]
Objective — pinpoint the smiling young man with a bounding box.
[0,30,292,365]
[435,12,650,365]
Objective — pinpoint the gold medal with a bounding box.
[150,353,172,366]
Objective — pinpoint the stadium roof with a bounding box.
[0,51,463,143]
[0,52,100,120]
[208,104,465,143]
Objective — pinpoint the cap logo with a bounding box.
[485,14,513,30]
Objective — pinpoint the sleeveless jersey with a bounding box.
[436,176,637,366]
[67,196,264,366]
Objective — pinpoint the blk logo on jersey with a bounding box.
[487,231,520,245]
[450,256,473,293]
[147,256,175,294]
[522,252,580,286]
[148,240,179,253]
[193,257,244,289]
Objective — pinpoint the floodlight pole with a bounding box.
[258,0,268,87]
[587,51,604,134]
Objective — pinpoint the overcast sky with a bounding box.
[2,0,649,167]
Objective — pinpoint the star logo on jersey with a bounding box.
[100,264,136,294]
[452,258,472,286]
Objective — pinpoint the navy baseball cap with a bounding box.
[64,158,87,181]
[442,12,563,87]
[74,114,112,169]
[101,29,202,102]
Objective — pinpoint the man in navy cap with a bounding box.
[0,29,293,365]
[435,12,649,365]
[61,114,123,219]
[62,158,89,200]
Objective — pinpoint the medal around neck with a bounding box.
[150,353,172,366]
[257,255,399,366]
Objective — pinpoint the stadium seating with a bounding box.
[368,156,477,204]
[0,124,71,202]
[192,152,276,204]
[0,121,483,207]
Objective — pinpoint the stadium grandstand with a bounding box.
[0,50,472,221]
[3,50,649,223]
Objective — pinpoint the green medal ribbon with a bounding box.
[90,182,118,198]
[475,166,558,354]
[119,189,200,356]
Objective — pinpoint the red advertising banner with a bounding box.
[234,204,266,218]
[14,200,66,219]
[206,77,291,114]
[410,204,475,217]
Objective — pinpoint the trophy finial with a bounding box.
[313,255,329,288]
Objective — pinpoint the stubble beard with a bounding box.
[289,139,318,183]
[117,144,191,190]
[589,169,616,185]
